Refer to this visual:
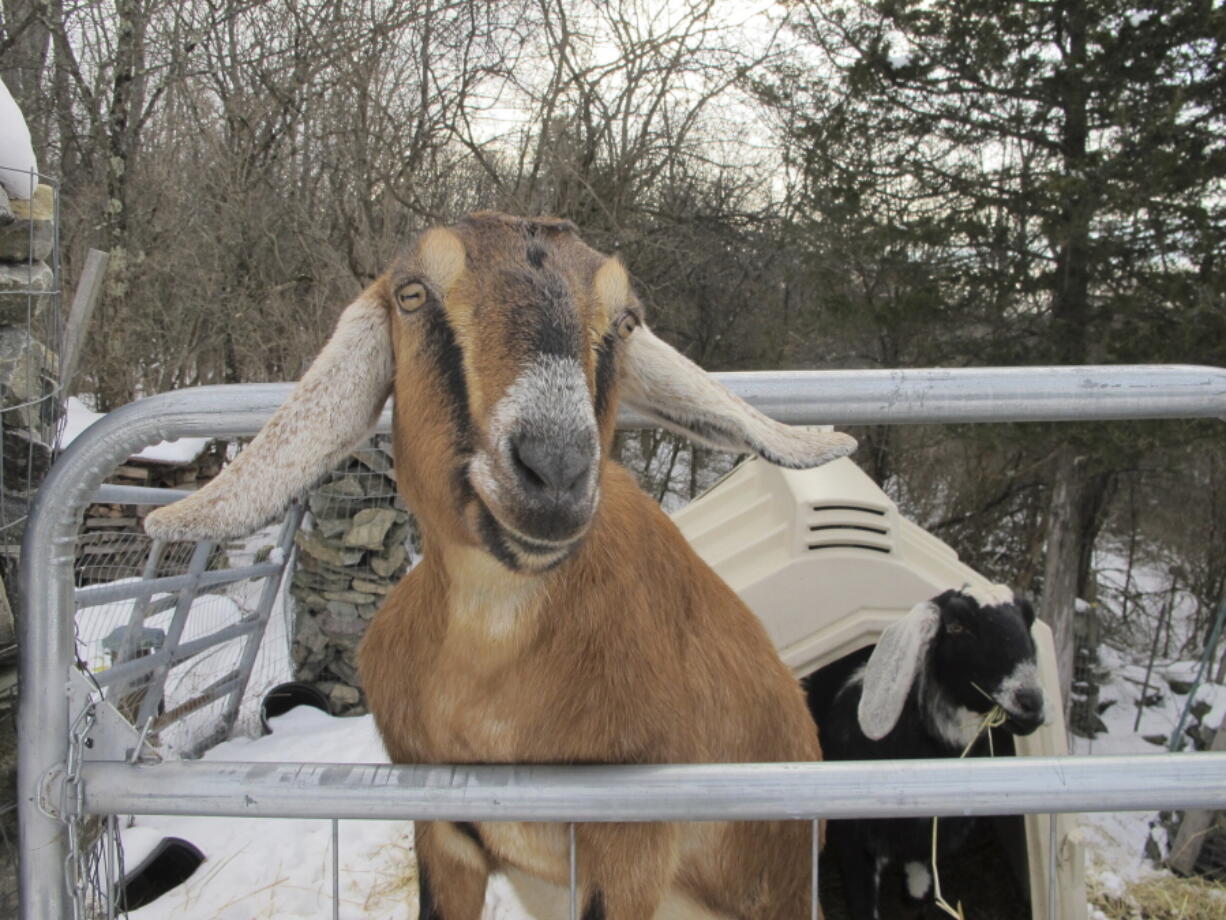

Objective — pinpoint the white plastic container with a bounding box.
[672,457,1086,920]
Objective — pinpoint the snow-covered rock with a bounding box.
[0,77,38,199]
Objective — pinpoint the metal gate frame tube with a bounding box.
[73,560,284,607]
[18,364,1226,918]
[73,753,1226,823]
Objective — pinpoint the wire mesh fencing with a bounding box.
[0,166,59,919]
[0,170,61,550]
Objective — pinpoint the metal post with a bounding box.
[332,818,340,920]
[132,539,215,731]
[59,249,109,397]
[569,822,577,920]
[1169,599,1226,752]
[1133,595,1171,733]
[810,818,820,920]
[215,501,305,740]
[110,538,167,705]
[69,754,1226,821]
[19,452,98,917]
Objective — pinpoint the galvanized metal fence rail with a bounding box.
[19,364,1226,919]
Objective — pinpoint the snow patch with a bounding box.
[60,396,211,465]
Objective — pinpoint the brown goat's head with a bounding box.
[145,212,856,567]
[385,213,629,570]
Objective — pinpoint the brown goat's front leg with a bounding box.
[415,820,490,920]
[577,822,678,919]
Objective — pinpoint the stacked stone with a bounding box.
[290,442,414,714]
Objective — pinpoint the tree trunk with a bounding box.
[1041,444,1115,712]
[1041,446,1081,707]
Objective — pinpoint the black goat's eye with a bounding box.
[616,312,639,339]
[946,621,965,635]
[396,281,428,313]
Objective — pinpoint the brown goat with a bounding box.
[146,212,856,919]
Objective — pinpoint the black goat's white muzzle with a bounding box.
[992,660,1046,735]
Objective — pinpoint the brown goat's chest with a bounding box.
[357,548,663,767]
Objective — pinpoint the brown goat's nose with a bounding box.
[511,433,593,500]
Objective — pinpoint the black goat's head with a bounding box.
[857,588,1046,741]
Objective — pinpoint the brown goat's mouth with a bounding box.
[469,446,597,542]
[473,498,588,573]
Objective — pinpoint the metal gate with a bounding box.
[19,366,1226,919]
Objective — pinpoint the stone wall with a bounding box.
[289,441,415,714]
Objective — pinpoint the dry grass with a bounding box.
[1091,873,1226,920]
[361,834,418,913]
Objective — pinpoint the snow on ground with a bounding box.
[60,395,212,465]
[1075,543,1226,908]
[1073,639,1225,912]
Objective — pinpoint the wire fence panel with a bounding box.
[0,169,60,920]
[0,173,61,547]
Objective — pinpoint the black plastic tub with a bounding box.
[259,680,332,734]
[116,837,205,911]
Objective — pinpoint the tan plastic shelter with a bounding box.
[672,457,1086,920]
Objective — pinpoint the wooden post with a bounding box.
[59,248,109,397]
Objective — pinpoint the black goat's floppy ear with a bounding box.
[145,293,394,540]
[858,600,940,740]
[619,324,856,468]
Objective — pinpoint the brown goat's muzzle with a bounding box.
[467,356,602,570]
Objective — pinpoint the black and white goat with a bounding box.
[805,588,1046,920]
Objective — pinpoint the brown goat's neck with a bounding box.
[427,536,553,656]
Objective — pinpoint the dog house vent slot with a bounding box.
[809,524,888,535]
[807,503,893,554]
[811,504,886,516]
[805,541,891,554]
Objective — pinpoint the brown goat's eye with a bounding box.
[396,282,428,313]
[616,312,639,339]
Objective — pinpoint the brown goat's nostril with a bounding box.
[511,433,592,498]
[511,441,547,490]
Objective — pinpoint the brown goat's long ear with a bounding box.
[145,293,394,541]
[619,324,856,468]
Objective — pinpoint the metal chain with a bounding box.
[64,685,130,919]
[65,697,97,920]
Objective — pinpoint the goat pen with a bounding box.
[19,365,1226,919]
